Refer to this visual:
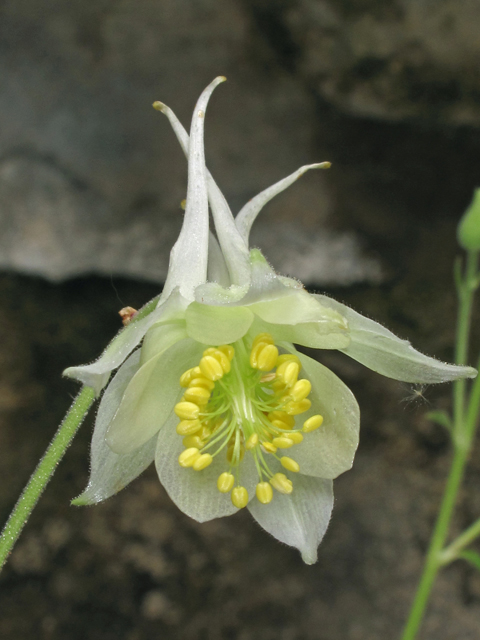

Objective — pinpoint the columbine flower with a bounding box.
[64,77,476,564]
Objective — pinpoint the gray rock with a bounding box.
[0,0,380,285]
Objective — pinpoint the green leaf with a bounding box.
[426,410,453,431]
[459,550,480,572]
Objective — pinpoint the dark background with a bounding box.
[1,1,480,638]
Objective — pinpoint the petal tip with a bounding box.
[152,101,165,112]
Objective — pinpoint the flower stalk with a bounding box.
[0,386,95,569]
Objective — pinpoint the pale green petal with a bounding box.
[248,475,333,564]
[281,348,360,479]
[315,294,477,383]
[185,302,254,345]
[208,233,230,287]
[63,289,188,395]
[161,78,225,301]
[140,320,188,365]
[248,316,350,350]
[235,162,331,246]
[193,281,250,305]
[155,93,251,288]
[72,351,156,505]
[106,338,204,454]
[155,413,258,522]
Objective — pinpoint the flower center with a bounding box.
[174,333,324,508]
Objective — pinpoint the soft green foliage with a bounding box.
[458,188,480,251]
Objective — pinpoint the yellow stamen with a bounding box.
[277,361,300,387]
[256,482,273,504]
[249,342,267,368]
[270,419,293,431]
[212,350,231,373]
[183,386,211,405]
[245,433,259,450]
[231,486,249,508]
[217,344,235,360]
[179,368,195,388]
[252,333,274,348]
[280,456,300,472]
[270,473,293,494]
[268,411,295,428]
[178,448,201,468]
[256,344,279,371]
[217,472,235,493]
[288,432,304,444]
[303,414,324,432]
[272,436,294,449]
[285,398,311,415]
[290,379,312,402]
[182,435,204,448]
[176,419,202,436]
[199,355,224,381]
[174,401,200,420]
[227,445,245,463]
[262,441,277,454]
[189,376,215,391]
[192,453,213,471]
[276,353,301,367]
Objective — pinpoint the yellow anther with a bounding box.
[256,482,273,504]
[245,433,259,450]
[290,379,312,402]
[288,431,304,444]
[182,435,204,449]
[272,379,288,394]
[285,398,311,415]
[174,402,200,420]
[249,341,268,368]
[183,386,211,405]
[276,353,301,367]
[252,333,274,348]
[192,366,202,376]
[271,419,293,432]
[176,419,202,436]
[217,344,235,360]
[268,411,295,428]
[303,414,324,432]
[277,361,300,387]
[256,344,279,371]
[272,436,294,449]
[226,445,245,463]
[202,347,218,357]
[262,441,277,454]
[199,425,212,440]
[217,472,235,493]
[178,448,201,468]
[199,355,224,381]
[188,376,215,391]
[179,368,195,387]
[212,350,231,373]
[231,486,249,508]
[270,473,293,494]
[192,453,213,471]
[280,456,300,472]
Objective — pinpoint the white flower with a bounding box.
[64,78,476,564]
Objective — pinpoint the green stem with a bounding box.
[453,251,478,435]
[401,250,479,640]
[0,386,95,570]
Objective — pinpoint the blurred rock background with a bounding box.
[1,1,480,639]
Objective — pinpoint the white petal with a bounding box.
[63,289,188,395]
[185,302,254,345]
[248,475,334,564]
[208,233,230,287]
[106,338,204,454]
[72,351,156,505]
[235,162,331,245]
[162,77,225,301]
[140,320,188,365]
[281,348,360,479]
[155,413,258,522]
[156,88,251,288]
[315,294,477,383]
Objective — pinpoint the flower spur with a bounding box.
[64,77,476,564]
